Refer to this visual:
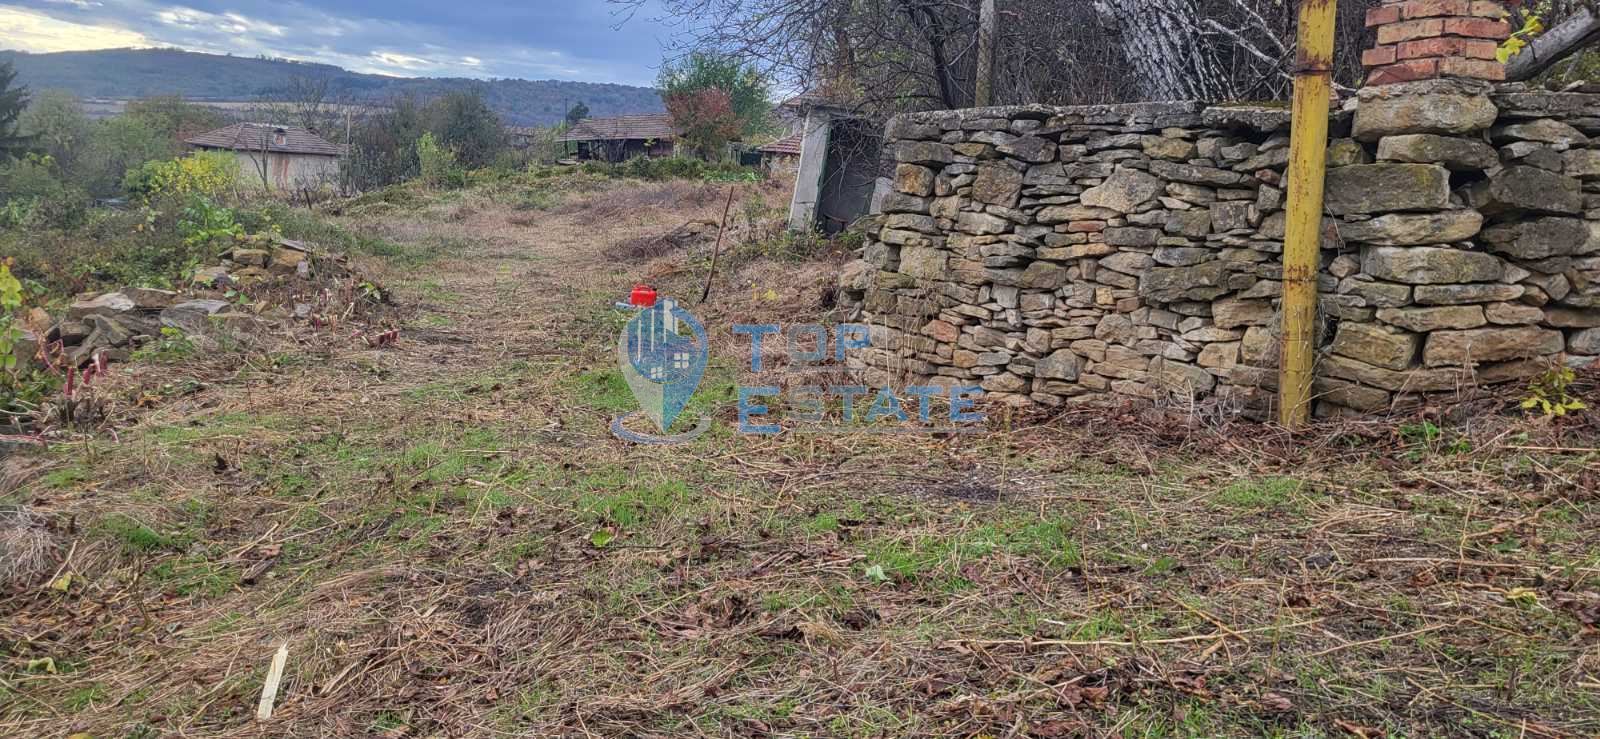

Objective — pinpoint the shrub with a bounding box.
[417,133,465,190]
[123,150,238,203]
[575,156,757,183]
[0,153,89,229]
[0,261,59,422]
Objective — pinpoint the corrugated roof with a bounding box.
[186,123,343,157]
[557,114,677,143]
[758,134,803,156]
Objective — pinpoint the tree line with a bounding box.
[613,0,1600,117]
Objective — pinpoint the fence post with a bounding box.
[1279,0,1338,427]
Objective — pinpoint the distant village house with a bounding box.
[186,123,344,192]
[757,134,802,178]
[557,114,677,162]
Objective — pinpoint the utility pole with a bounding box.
[975,0,997,107]
[1279,0,1337,428]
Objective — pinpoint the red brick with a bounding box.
[1403,0,1471,19]
[1442,16,1511,38]
[1468,0,1511,18]
[1440,56,1508,80]
[1363,45,1400,67]
[1377,18,1444,44]
[1367,58,1441,85]
[1367,4,1403,26]
[1397,36,1500,60]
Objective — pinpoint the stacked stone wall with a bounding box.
[839,80,1600,417]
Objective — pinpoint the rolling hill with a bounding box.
[0,48,665,127]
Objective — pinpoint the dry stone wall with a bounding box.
[839,79,1600,418]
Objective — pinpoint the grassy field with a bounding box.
[2,176,1598,738]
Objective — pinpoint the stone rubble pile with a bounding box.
[42,239,321,368]
[840,80,1600,418]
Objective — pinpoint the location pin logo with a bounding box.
[615,298,709,442]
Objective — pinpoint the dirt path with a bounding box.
[3,179,1598,738]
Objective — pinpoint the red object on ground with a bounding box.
[630,285,658,307]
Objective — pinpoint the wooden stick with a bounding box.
[699,185,737,305]
[1305,620,1461,658]
[953,618,1324,649]
[257,642,289,721]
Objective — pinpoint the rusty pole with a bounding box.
[1279,0,1338,428]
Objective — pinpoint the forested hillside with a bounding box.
[0,48,664,126]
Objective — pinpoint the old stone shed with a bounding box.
[186,123,343,192]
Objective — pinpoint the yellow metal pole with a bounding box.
[1279,0,1338,428]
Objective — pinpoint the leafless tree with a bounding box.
[613,0,1382,114]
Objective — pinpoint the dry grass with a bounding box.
[0,507,55,589]
[1,175,1597,738]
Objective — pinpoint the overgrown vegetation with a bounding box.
[0,176,1593,738]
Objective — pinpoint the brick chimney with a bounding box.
[1362,0,1520,86]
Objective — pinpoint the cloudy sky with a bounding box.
[0,0,676,85]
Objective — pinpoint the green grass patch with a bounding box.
[97,514,187,553]
[1213,476,1304,510]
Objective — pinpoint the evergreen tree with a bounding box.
[565,101,590,126]
[0,62,33,161]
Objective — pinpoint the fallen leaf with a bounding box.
[1258,691,1293,713]
[48,572,75,592]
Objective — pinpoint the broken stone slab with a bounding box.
[1361,246,1503,285]
[971,164,1025,208]
[1570,327,1600,354]
[120,287,178,311]
[1336,210,1483,246]
[896,141,955,165]
[1464,165,1583,216]
[1139,261,1236,302]
[895,164,936,197]
[1148,160,1250,188]
[231,249,271,267]
[1501,142,1565,171]
[1544,306,1600,327]
[1375,305,1487,332]
[1079,167,1165,214]
[1484,302,1545,325]
[1375,134,1499,171]
[1035,349,1081,381]
[1353,78,1498,142]
[67,292,136,320]
[839,260,875,293]
[1319,355,1472,392]
[1423,327,1565,367]
[76,315,136,360]
[192,266,234,288]
[1324,164,1451,215]
[159,299,235,334]
[1149,357,1216,394]
[1490,89,1600,122]
[1313,377,1393,412]
[1330,322,1421,371]
[1564,149,1600,179]
[1491,119,1589,147]
[1018,262,1068,290]
[1413,283,1525,305]
[1212,297,1275,329]
[1479,217,1589,260]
